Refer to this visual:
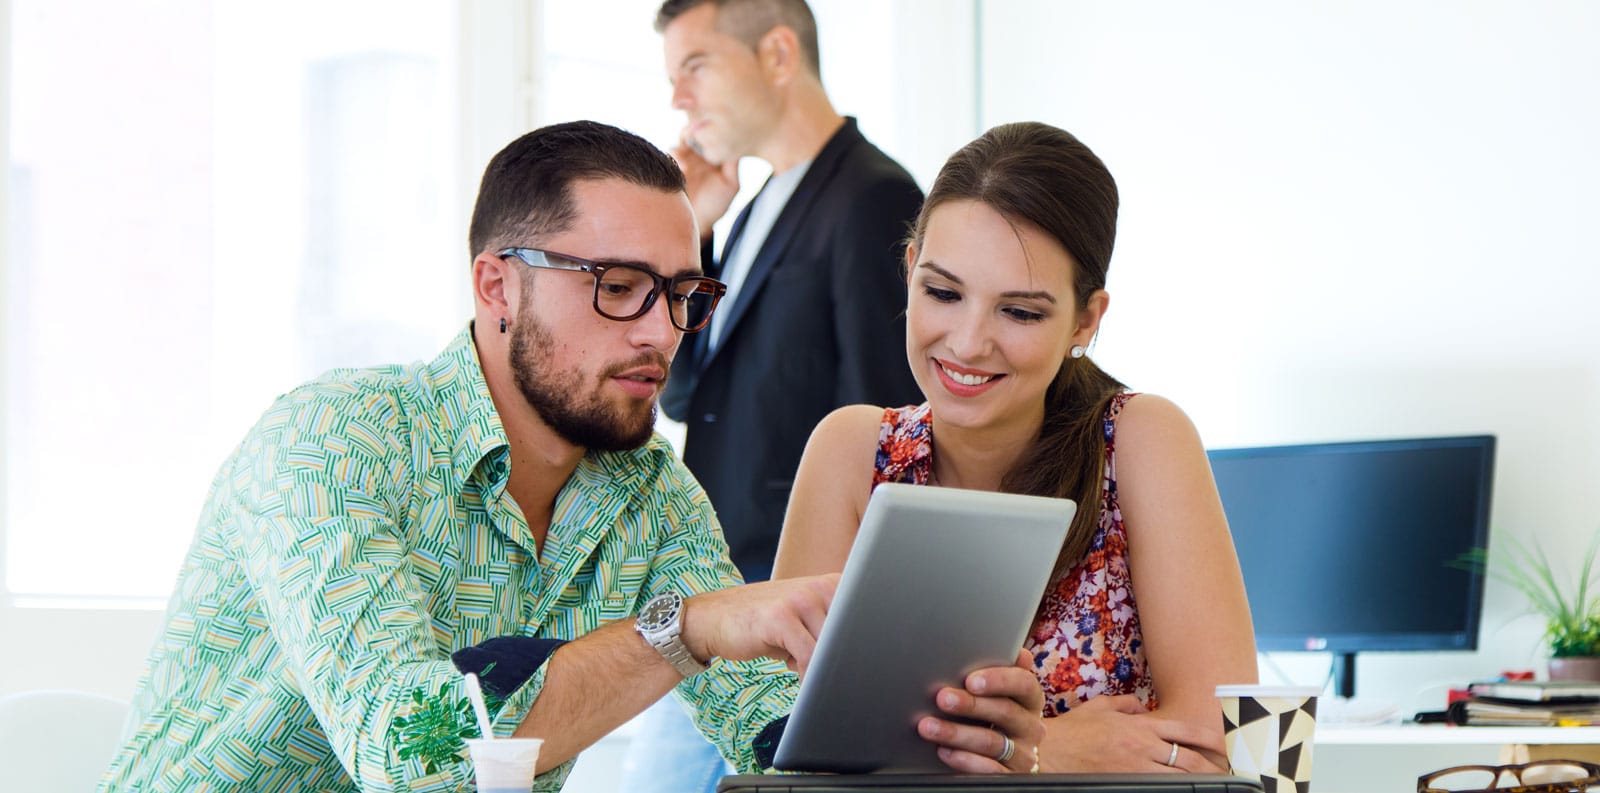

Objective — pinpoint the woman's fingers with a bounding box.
[1150,739,1227,773]
[923,679,1045,772]
[1150,715,1226,756]
[1145,718,1228,773]
[935,745,1010,774]
[1175,742,1227,773]
[918,715,1014,773]
[943,669,1045,744]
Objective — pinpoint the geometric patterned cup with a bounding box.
[1216,685,1320,793]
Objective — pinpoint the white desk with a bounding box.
[1319,724,1600,745]
[1312,725,1600,793]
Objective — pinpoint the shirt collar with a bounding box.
[424,323,510,487]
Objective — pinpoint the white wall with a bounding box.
[981,0,1600,788]
[821,0,978,188]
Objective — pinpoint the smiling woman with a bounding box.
[773,122,1259,774]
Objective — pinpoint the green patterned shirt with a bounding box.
[101,325,796,792]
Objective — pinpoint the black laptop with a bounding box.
[716,774,1265,793]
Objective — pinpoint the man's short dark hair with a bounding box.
[467,120,686,258]
[655,0,821,78]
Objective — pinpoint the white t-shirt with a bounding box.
[706,157,814,352]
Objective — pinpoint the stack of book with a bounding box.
[1447,680,1600,726]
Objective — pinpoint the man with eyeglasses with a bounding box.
[100,121,1043,793]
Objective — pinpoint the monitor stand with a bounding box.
[1334,651,1357,699]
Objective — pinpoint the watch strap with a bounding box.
[652,633,709,678]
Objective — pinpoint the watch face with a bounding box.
[638,592,679,632]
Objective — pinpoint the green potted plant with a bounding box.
[1461,532,1600,680]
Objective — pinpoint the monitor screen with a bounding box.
[1208,435,1495,654]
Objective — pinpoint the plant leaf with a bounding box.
[1461,530,1600,657]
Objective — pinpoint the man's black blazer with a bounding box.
[661,118,924,581]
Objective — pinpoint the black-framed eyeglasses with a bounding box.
[498,247,728,333]
[1419,760,1600,793]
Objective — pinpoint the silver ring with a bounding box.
[996,734,1015,764]
[1165,741,1179,767]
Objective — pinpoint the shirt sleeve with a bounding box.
[638,464,799,774]
[224,383,553,792]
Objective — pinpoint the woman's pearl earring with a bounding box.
[1070,345,1087,359]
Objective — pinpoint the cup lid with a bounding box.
[1214,684,1321,698]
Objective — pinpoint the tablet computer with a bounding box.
[773,483,1076,773]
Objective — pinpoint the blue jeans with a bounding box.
[620,693,732,793]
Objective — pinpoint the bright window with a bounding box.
[4,0,463,603]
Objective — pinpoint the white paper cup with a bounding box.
[466,737,543,793]
[1216,685,1320,793]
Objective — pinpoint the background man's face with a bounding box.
[662,3,782,164]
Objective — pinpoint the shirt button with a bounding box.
[703,413,717,423]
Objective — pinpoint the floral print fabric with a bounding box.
[871,395,1156,716]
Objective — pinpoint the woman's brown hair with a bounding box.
[908,122,1126,573]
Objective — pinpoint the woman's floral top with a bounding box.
[871,394,1156,716]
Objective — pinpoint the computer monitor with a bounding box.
[1207,435,1496,698]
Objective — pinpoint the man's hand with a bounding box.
[672,129,740,240]
[680,574,838,677]
[916,649,1048,774]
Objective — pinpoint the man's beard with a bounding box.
[509,313,661,452]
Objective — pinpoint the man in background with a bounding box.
[625,1,925,789]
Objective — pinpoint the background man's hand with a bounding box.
[681,574,838,677]
[672,130,741,240]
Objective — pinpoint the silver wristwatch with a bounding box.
[636,590,709,678]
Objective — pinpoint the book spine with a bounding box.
[1468,685,1540,702]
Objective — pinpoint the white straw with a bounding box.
[463,672,495,740]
